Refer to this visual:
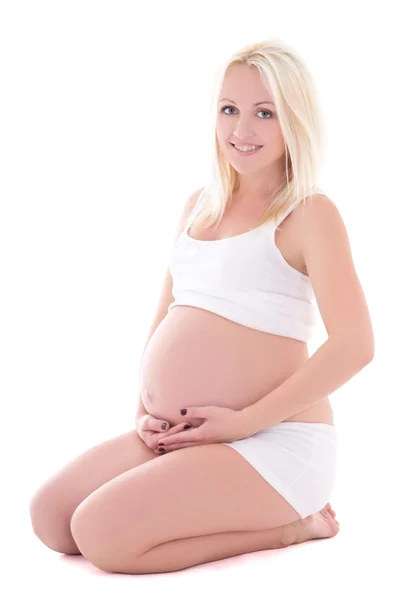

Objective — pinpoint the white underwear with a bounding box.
[221,421,338,519]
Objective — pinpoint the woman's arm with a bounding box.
[242,336,373,434]
[243,195,375,434]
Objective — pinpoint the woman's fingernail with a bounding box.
[183,424,190,430]
[158,442,164,446]
[180,409,187,415]
[161,422,167,430]
[159,447,166,452]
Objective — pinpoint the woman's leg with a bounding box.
[29,429,158,554]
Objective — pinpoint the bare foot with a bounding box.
[282,502,340,546]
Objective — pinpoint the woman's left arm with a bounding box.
[243,195,375,434]
[242,336,373,434]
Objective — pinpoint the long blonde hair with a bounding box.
[186,37,327,233]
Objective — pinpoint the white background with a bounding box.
[1,0,398,597]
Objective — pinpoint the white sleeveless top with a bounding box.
[167,200,318,342]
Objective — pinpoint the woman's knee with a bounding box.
[29,482,80,555]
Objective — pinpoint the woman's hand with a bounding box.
[136,414,193,455]
[156,405,254,452]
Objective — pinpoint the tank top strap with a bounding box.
[273,200,301,230]
[183,216,194,236]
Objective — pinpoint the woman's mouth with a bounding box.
[230,142,263,156]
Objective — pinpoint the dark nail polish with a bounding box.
[183,424,190,430]
[161,423,167,430]
[180,409,187,415]
[158,442,164,446]
[159,447,166,452]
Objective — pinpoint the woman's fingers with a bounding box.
[155,423,196,453]
[158,441,200,453]
[162,422,192,436]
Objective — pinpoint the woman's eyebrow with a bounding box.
[219,98,275,106]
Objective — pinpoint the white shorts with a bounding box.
[221,421,338,519]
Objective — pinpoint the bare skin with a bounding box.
[282,502,340,547]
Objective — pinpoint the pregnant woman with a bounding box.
[30,39,375,574]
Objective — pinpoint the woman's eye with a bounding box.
[220,105,272,119]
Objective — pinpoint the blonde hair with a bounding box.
[186,37,327,233]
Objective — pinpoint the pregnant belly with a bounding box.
[139,306,334,428]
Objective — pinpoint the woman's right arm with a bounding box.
[134,187,204,426]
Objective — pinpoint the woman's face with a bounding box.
[216,64,286,176]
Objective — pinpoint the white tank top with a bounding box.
[167,200,318,342]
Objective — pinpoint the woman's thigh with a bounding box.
[29,428,158,554]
